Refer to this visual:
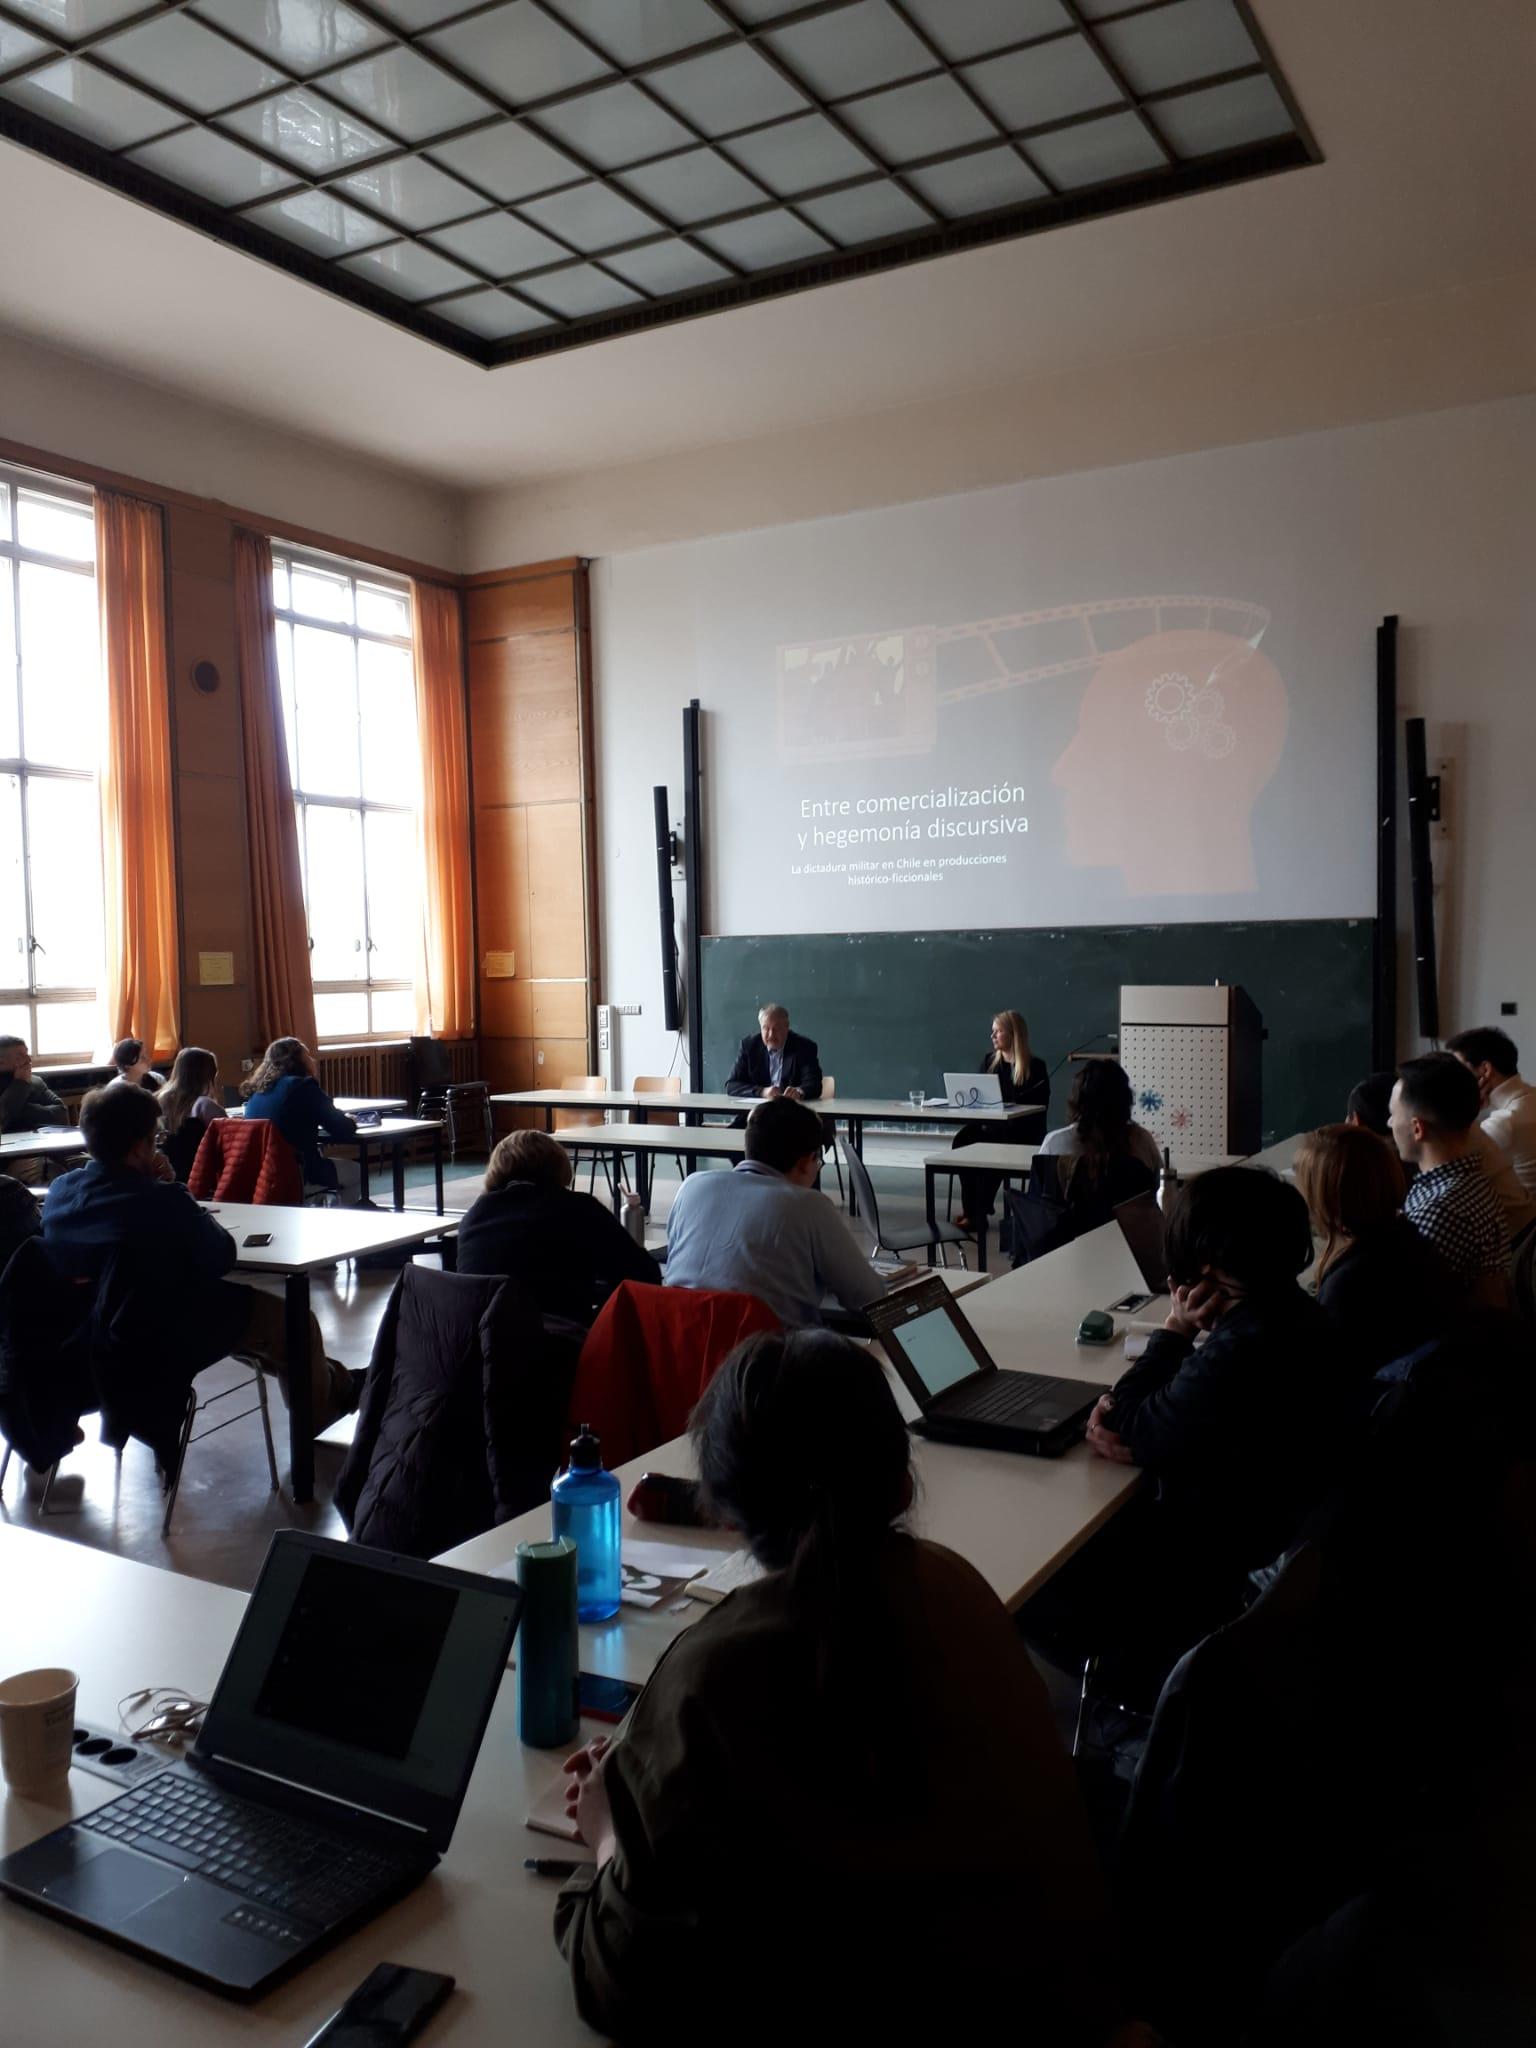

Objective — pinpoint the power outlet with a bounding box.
[1501,1001,1518,1016]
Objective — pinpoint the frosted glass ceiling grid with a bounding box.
[0,0,1317,366]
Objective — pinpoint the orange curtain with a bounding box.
[411,579,475,1038]
[96,490,180,1061]
[234,530,317,1050]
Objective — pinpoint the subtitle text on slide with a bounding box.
[792,783,1027,886]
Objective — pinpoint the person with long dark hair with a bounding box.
[241,1036,361,1202]
[1038,1058,1161,1194]
[554,1330,1141,2046]
[155,1046,226,1182]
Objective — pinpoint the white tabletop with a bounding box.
[202,1202,455,1275]
[0,1526,601,2046]
[922,1145,1239,1175]
[336,1116,440,1145]
[554,1122,744,1156]
[0,1129,84,1161]
[334,1097,409,1114]
[1246,1132,1303,1173]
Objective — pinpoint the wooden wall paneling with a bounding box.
[466,574,576,643]
[468,635,584,808]
[530,979,588,1040]
[533,1036,592,1086]
[527,801,586,981]
[474,803,531,967]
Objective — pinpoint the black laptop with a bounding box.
[1107,1190,1171,1312]
[865,1277,1108,1456]
[0,1532,522,1998]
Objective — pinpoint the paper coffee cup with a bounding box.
[0,1667,79,1796]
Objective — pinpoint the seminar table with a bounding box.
[233,1110,445,1212]
[443,1220,1154,1682]
[0,1526,609,2048]
[0,1128,85,1168]
[553,1120,743,1209]
[211,1201,457,1504]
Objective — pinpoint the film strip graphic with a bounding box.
[932,594,1271,704]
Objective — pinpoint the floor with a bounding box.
[1,1143,994,1596]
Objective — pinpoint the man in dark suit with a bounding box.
[725,1004,823,1102]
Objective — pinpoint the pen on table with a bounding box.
[524,1856,595,1878]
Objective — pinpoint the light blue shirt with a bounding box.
[664,1160,882,1330]
[768,1045,784,1090]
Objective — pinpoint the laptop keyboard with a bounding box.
[80,1772,421,1927]
[942,1371,1056,1421]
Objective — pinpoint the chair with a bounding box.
[554,1075,618,1199]
[411,1035,493,1165]
[0,1238,97,1513]
[820,1075,843,1204]
[568,1280,780,1468]
[838,1136,972,1268]
[633,1074,686,1204]
[187,1117,302,1205]
[337,1265,583,1556]
[159,1360,279,1539]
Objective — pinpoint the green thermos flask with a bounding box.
[515,1536,579,1749]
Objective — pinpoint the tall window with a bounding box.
[0,468,102,1061]
[272,549,419,1042]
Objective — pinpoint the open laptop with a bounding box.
[865,1275,1107,1457]
[942,1071,1003,1109]
[0,1532,522,1999]
[1108,1190,1171,1312]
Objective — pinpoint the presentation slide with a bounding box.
[602,433,1378,938]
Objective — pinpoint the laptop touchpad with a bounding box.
[44,1847,185,1925]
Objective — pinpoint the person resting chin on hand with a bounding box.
[1082,1168,1349,1644]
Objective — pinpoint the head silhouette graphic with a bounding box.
[1052,627,1288,896]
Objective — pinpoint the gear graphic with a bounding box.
[1200,723,1236,759]
[1190,688,1224,722]
[1164,718,1198,751]
[1145,674,1193,722]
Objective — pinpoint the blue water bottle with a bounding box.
[551,1423,622,1622]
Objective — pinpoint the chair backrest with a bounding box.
[837,1136,889,1251]
[187,1117,303,1205]
[410,1035,454,1091]
[633,1074,681,1127]
[568,1280,780,1467]
[0,1237,97,1470]
[553,1074,606,1132]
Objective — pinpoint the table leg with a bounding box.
[925,1164,937,1237]
[391,1141,406,1213]
[847,1116,863,1217]
[285,1272,314,1505]
[433,1127,444,1216]
[356,1144,372,1208]
[545,1108,554,1133]
[978,1204,989,1275]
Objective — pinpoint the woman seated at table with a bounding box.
[457,1128,658,1325]
[952,1008,1049,1230]
[556,1328,1142,2048]
[1037,1057,1161,1203]
[1293,1122,1455,1378]
[241,1037,361,1203]
[156,1046,226,1183]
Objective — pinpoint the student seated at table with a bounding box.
[1344,1070,1396,1139]
[0,1169,42,1270]
[0,1034,68,1187]
[1038,1057,1161,1190]
[663,1097,882,1329]
[952,1008,1049,1230]
[155,1046,227,1183]
[241,1036,362,1204]
[1448,1023,1536,1202]
[108,1036,165,1091]
[457,1128,659,1324]
[42,1086,361,1461]
[556,1329,1142,2047]
[1293,1123,1456,1377]
[1083,1168,1349,1653]
[1388,1054,1512,1304]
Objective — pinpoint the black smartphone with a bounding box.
[1107,1290,1153,1313]
[578,1672,643,1724]
[242,1231,273,1248]
[303,1964,454,2047]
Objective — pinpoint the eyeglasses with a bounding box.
[117,1687,208,1747]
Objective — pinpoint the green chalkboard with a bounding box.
[701,921,1375,1149]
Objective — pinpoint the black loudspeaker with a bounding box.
[653,785,680,1034]
[1404,716,1440,1043]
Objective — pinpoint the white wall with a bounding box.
[0,329,463,572]
[593,394,1536,1085]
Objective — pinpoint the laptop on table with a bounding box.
[942,1072,1003,1110]
[1108,1190,1171,1313]
[0,1532,522,1998]
[865,1276,1107,1457]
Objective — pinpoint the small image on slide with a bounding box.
[776,628,937,762]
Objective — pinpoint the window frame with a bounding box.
[271,544,419,1046]
[0,463,101,1065]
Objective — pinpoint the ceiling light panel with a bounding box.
[0,0,1313,363]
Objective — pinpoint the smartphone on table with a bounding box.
[625,1472,703,1526]
[303,1963,454,2046]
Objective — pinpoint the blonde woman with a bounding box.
[1293,1123,1453,1372]
[156,1046,226,1182]
[953,1010,1050,1230]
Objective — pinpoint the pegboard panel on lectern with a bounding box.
[1121,1024,1231,1157]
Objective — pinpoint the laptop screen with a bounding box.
[197,1534,521,1851]
[1114,1190,1170,1294]
[895,1301,985,1399]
